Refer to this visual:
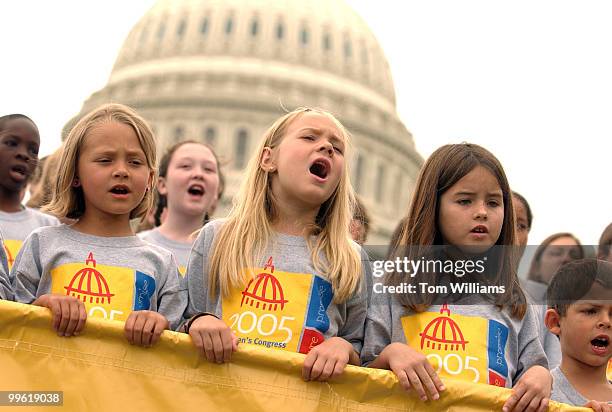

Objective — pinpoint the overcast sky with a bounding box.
[0,0,609,244]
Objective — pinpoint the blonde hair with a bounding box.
[208,108,361,302]
[44,103,156,221]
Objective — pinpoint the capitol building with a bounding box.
[71,0,423,245]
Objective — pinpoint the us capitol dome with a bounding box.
[71,0,423,245]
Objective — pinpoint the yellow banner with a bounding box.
[0,301,585,411]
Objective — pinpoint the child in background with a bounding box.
[0,114,59,270]
[545,259,612,409]
[26,146,62,209]
[526,232,584,301]
[362,143,550,411]
[599,223,612,262]
[349,196,370,245]
[139,140,223,278]
[11,104,185,346]
[512,192,562,369]
[598,223,612,383]
[512,191,532,251]
[183,108,369,382]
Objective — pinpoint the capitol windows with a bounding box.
[322,33,331,51]
[344,36,352,59]
[225,16,234,35]
[375,163,386,203]
[276,21,284,40]
[173,126,184,143]
[361,40,368,65]
[204,126,216,147]
[250,18,259,37]
[234,129,248,169]
[139,27,148,45]
[176,19,186,38]
[157,22,166,42]
[353,154,364,194]
[300,27,309,45]
[200,17,209,35]
[394,173,403,208]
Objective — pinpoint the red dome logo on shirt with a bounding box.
[419,304,469,351]
[64,252,114,304]
[3,244,13,268]
[240,257,288,311]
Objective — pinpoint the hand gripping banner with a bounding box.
[0,301,586,411]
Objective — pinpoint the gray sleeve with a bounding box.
[156,254,188,331]
[11,232,43,303]
[515,305,549,383]
[180,223,220,329]
[542,330,561,369]
[361,289,394,366]
[533,304,562,369]
[0,235,12,300]
[337,250,371,355]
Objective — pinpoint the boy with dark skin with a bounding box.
[0,114,40,212]
[0,114,59,270]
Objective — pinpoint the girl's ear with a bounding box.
[157,176,167,196]
[147,170,155,193]
[260,147,276,172]
[72,176,81,188]
[544,308,561,336]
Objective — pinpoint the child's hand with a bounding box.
[124,310,169,347]
[302,337,357,382]
[33,293,87,337]
[503,365,551,412]
[188,315,238,363]
[382,342,445,401]
[584,400,612,412]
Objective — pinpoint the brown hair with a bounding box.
[598,223,612,260]
[527,232,584,283]
[391,143,526,318]
[26,147,63,209]
[547,258,612,316]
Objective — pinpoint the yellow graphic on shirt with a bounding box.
[222,257,333,354]
[178,266,186,277]
[401,304,510,387]
[50,252,156,322]
[3,239,23,271]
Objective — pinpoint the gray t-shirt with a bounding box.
[551,367,588,406]
[0,207,60,271]
[183,219,370,354]
[362,291,548,388]
[521,279,562,369]
[11,225,186,330]
[532,303,562,369]
[551,367,612,406]
[138,228,192,283]
[0,231,11,300]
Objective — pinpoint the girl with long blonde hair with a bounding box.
[183,108,368,381]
